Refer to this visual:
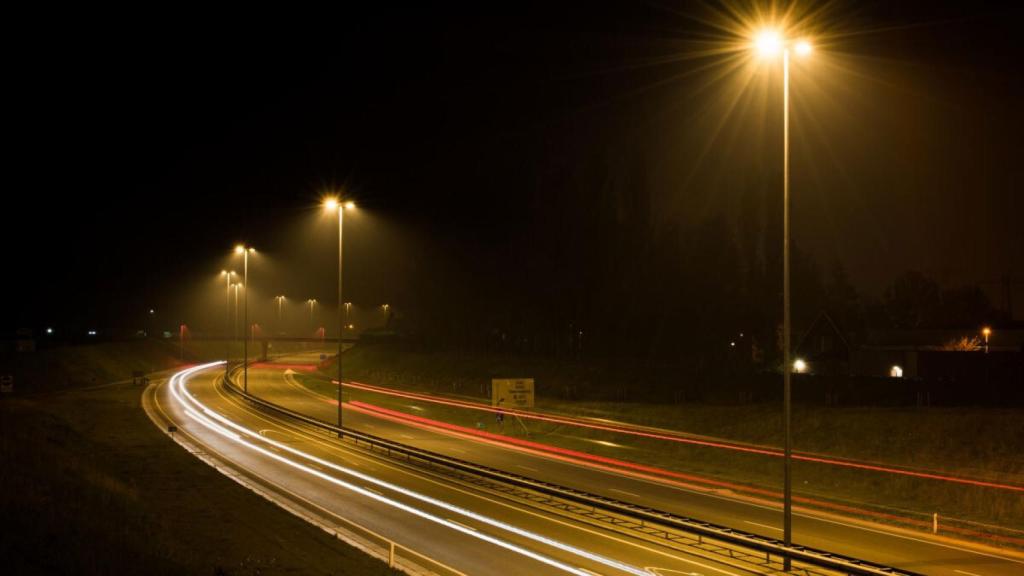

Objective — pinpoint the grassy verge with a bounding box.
[0,342,395,575]
[308,346,1024,538]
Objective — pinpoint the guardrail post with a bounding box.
[389,541,395,567]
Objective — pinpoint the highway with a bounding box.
[146,361,769,576]
[227,352,1024,576]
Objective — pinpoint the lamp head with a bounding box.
[754,29,783,57]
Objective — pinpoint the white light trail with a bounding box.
[168,363,650,576]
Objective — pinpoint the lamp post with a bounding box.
[233,284,240,343]
[221,270,235,381]
[235,245,256,393]
[307,299,317,334]
[323,197,356,432]
[344,302,352,335]
[754,28,812,571]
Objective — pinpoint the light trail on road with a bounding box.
[339,379,1024,493]
[345,399,1024,547]
[168,362,655,576]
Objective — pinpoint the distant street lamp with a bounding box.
[221,270,236,380]
[234,245,256,393]
[982,326,992,354]
[753,27,813,570]
[275,295,286,332]
[232,283,241,340]
[307,299,318,333]
[323,196,356,432]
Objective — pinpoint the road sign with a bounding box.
[491,378,534,409]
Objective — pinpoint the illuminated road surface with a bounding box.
[238,353,1024,576]
[147,362,756,576]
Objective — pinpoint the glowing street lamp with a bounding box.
[221,270,236,380]
[323,195,356,432]
[307,298,317,333]
[753,27,813,570]
[234,245,256,393]
[793,358,807,373]
[275,295,286,331]
[982,326,992,354]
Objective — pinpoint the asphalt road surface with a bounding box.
[148,362,768,576]
[232,352,1024,576]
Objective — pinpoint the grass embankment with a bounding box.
[0,342,394,575]
[313,346,1024,538]
[1,339,183,392]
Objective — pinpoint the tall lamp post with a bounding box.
[235,245,256,393]
[323,197,356,432]
[754,29,812,571]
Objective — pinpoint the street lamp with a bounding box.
[275,295,286,332]
[982,326,992,354]
[221,270,236,380]
[233,283,241,337]
[323,196,356,432]
[234,245,256,393]
[307,299,317,333]
[753,27,812,571]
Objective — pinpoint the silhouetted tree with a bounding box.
[937,285,997,328]
[883,271,941,328]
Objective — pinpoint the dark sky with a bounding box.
[7,1,1024,334]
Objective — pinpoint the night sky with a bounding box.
[7,1,1024,336]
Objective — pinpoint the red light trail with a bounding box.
[339,379,1024,493]
[346,400,1024,546]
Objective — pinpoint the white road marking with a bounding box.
[517,465,538,472]
[646,568,703,576]
[610,488,641,499]
[447,519,478,532]
[744,521,783,532]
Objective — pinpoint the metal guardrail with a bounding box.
[222,364,922,576]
